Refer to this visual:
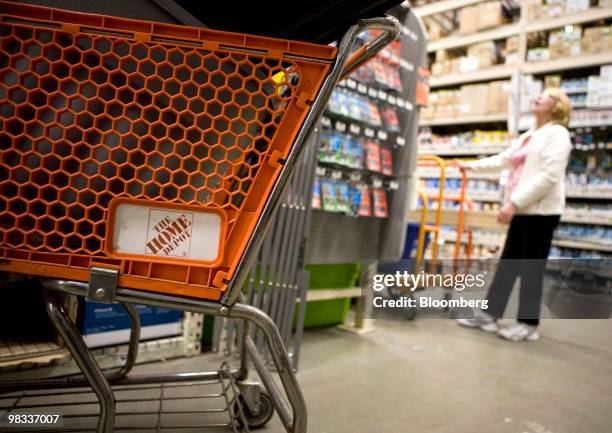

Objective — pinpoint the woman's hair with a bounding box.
[544,87,572,127]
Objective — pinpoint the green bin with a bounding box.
[297,263,361,328]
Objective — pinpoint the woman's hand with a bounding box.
[497,202,517,224]
[455,160,469,171]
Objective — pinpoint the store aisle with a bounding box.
[291,319,612,433]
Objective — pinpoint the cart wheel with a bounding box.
[404,305,417,320]
[234,390,274,429]
[443,292,453,311]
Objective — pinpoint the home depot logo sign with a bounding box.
[145,209,194,257]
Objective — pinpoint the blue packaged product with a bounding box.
[349,185,362,216]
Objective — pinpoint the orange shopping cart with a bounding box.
[0,2,400,432]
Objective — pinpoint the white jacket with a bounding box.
[466,123,571,215]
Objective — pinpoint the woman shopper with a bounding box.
[457,88,572,341]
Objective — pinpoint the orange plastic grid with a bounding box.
[0,2,336,300]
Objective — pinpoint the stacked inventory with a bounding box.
[413,0,612,260]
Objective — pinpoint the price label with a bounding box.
[378,90,388,101]
[346,78,357,89]
[357,83,367,94]
[372,178,383,188]
[400,59,414,71]
[396,136,406,146]
[338,79,346,87]
[315,166,327,176]
[405,101,414,111]
[368,87,378,98]
[321,116,331,127]
[349,123,361,135]
[397,99,405,109]
[388,95,397,106]
[377,130,388,140]
[349,172,362,181]
[335,121,346,132]
[331,170,342,180]
[364,127,375,138]
[389,180,399,190]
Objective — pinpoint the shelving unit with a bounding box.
[416,0,612,259]
[417,144,508,155]
[420,113,508,126]
[429,65,515,87]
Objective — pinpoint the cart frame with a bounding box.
[0,13,400,433]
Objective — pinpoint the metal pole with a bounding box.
[43,289,115,433]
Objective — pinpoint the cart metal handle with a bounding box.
[226,15,401,308]
[341,17,402,79]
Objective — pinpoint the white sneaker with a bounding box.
[456,310,498,333]
[497,323,539,341]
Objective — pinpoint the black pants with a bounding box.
[485,214,560,326]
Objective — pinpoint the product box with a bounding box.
[334,181,351,214]
[524,0,544,21]
[527,47,550,62]
[431,62,444,76]
[380,147,393,176]
[458,84,489,116]
[505,36,519,54]
[312,178,322,209]
[486,80,510,114]
[467,41,497,69]
[381,107,400,132]
[458,5,479,35]
[372,189,388,218]
[321,179,337,212]
[477,1,508,31]
[581,26,610,54]
[358,185,372,217]
[566,0,590,13]
[348,185,362,216]
[78,301,182,348]
[435,49,449,63]
[365,141,382,172]
[544,74,561,88]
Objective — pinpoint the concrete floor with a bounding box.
[290,318,612,433]
[2,318,610,432]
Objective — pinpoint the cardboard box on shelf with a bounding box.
[527,47,550,62]
[548,25,582,59]
[420,105,435,120]
[505,36,519,54]
[581,26,610,54]
[544,75,562,88]
[459,84,489,116]
[431,62,444,76]
[426,20,449,41]
[505,53,520,65]
[459,56,480,73]
[459,5,479,35]
[524,0,544,21]
[435,104,455,119]
[450,58,462,74]
[467,41,498,69]
[477,1,508,31]
[544,0,565,18]
[486,80,510,113]
[435,49,449,63]
[566,0,591,13]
